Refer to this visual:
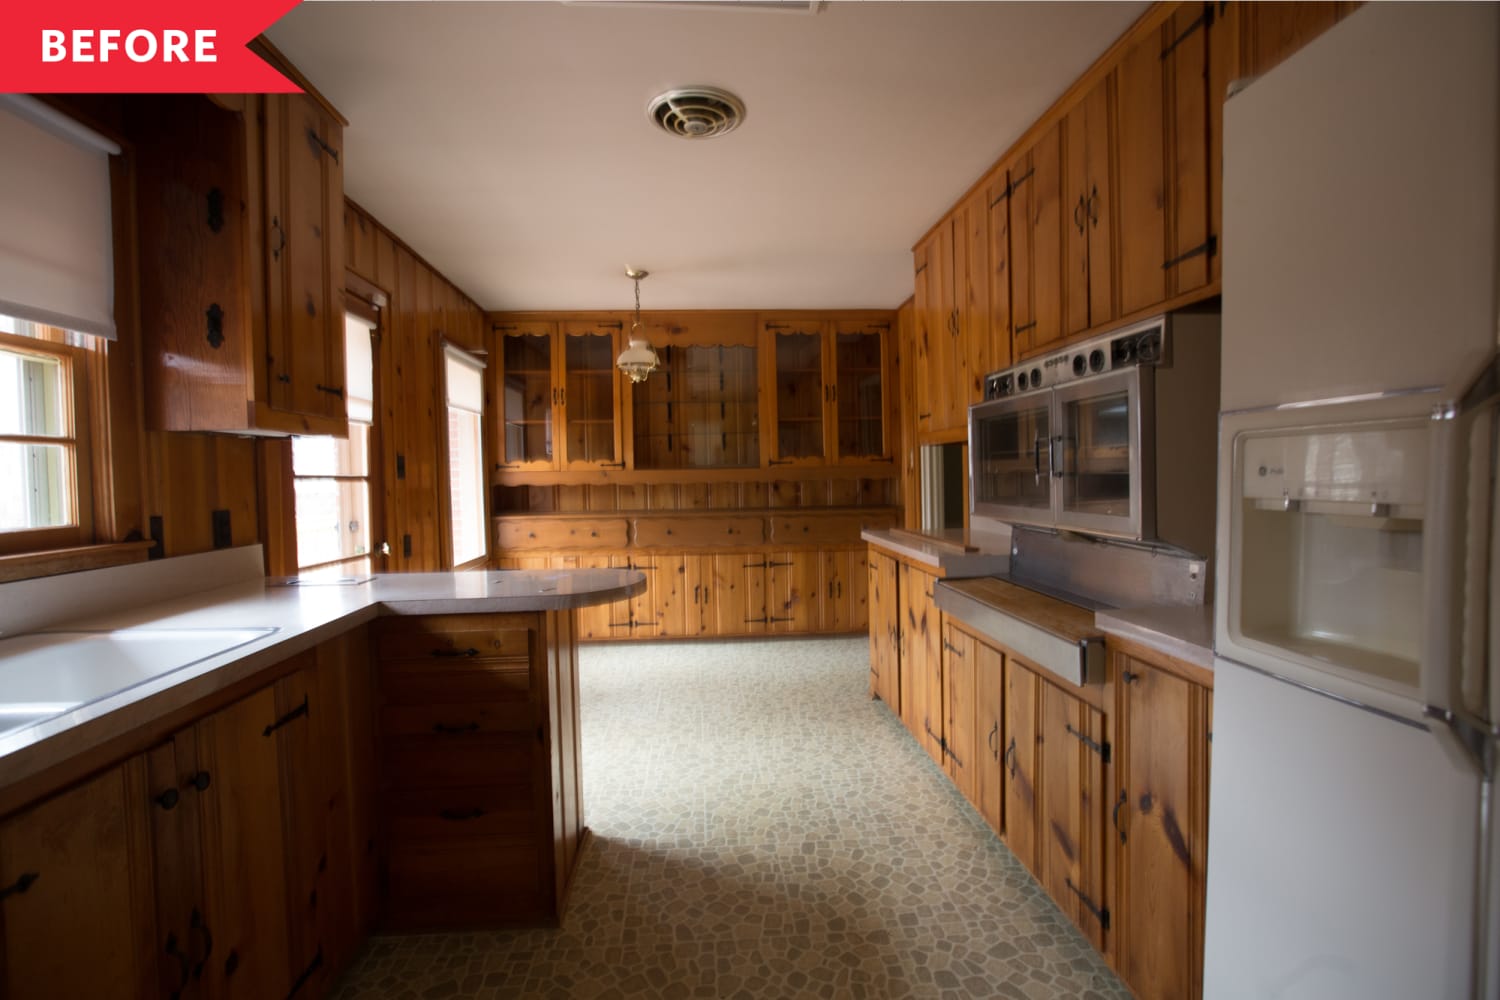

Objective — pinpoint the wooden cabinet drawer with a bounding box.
[383,734,534,788]
[385,840,544,928]
[385,783,536,846]
[380,660,532,705]
[497,517,629,550]
[374,621,534,663]
[381,699,532,738]
[632,517,764,548]
[769,514,865,545]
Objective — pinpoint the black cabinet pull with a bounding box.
[223,948,239,978]
[263,695,310,736]
[0,871,38,901]
[439,807,485,822]
[432,721,479,735]
[987,722,999,757]
[164,932,191,997]
[206,303,225,350]
[156,787,181,811]
[1121,669,1140,685]
[189,770,211,792]
[1073,194,1087,234]
[1113,789,1128,843]
[430,647,480,658]
[1004,736,1018,778]
[270,215,285,261]
[287,947,324,997]
[206,187,225,233]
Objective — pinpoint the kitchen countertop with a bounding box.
[0,549,645,791]
[1094,603,1215,671]
[861,528,1010,578]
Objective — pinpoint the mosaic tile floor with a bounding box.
[332,636,1132,999]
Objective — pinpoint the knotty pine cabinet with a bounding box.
[631,342,760,469]
[0,759,157,998]
[373,612,584,929]
[134,92,348,436]
[1036,674,1109,951]
[939,622,977,804]
[762,319,892,464]
[899,561,943,765]
[495,320,626,470]
[1009,124,1065,358]
[867,551,900,709]
[1110,639,1213,1000]
[1061,75,1116,339]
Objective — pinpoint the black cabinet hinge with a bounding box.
[396,453,406,479]
[1161,4,1214,60]
[286,946,325,997]
[1065,878,1110,931]
[1163,235,1218,270]
[263,695,310,737]
[1010,166,1035,187]
[1065,723,1111,764]
[402,534,412,559]
[211,509,232,550]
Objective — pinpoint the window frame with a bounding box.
[0,327,96,556]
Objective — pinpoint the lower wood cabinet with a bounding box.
[1001,656,1041,876]
[0,759,157,998]
[1110,639,1213,1000]
[940,623,977,803]
[866,551,900,709]
[899,561,943,765]
[372,611,583,929]
[1036,675,1109,951]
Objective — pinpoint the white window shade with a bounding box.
[345,313,375,424]
[0,96,119,340]
[444,344,485,414]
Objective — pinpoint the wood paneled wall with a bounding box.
[343,200,488,572]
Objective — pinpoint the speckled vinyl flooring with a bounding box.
[332,636,1131,1000]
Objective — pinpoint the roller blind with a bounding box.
[444,344,485,414]
[345,312,375,424]
[0,95,119,340]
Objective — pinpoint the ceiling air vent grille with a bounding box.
[647,87,746,139]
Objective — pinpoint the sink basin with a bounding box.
[0,627,280,738]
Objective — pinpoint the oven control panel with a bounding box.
[982,319,1170,399]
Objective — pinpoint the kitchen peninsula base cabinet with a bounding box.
[372,610,585,930]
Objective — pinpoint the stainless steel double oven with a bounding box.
[968,311,1222,557]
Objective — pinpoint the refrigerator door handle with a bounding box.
[1422,349,1500,749]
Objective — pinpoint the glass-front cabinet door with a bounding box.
[831,319,889,462]
[496,320,556,469]
[560,320,624,469]
[766,320,827,464]
[632,343,759,468]
[968,394,1054,526]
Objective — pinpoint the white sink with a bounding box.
[0,627,279,737]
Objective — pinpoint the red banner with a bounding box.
[0,0,303,93]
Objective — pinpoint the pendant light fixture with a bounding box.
[615,267,660,383]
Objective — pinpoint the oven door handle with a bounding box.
[1050,435,1068,479]
[1033,435,1046,480]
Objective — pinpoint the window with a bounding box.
[0,316,97,554]
[291,312,376,578]
[444,344,487,567]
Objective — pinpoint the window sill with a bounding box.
[0,540,155,584]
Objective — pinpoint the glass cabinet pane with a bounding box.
[563,330,617,465]
[834,330,883,459]
[774,330,824,460]
[501,332,553,464]
[631,344,758,469]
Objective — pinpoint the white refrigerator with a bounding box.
[1204,4,1500,1000]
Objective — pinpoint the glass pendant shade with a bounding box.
[616,268,659,382]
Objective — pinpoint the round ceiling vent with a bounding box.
[646,86,746,139]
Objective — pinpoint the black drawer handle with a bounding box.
[1004,736,1018,778]
[1113,789,1128,844]
[189,770,211,792]
[0,871,39,901]
[432,721,480,735]
[156,787,180,811]
[439,807,485,822]
[263,695,309,736]
[431,647,480,658]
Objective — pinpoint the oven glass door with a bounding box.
[968,393,1054,525]
[1054,369,1146,538]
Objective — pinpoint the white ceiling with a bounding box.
[266,1,1146,312]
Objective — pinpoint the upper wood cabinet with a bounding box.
[1062,75,1117,338]
[985,171,1014,379]
[762,318,891,465]
[1117,4,1221,317]
[134,93,348,436]
[494,320,625,470]
[914,183,996,435]
[1010,123,1065,358]
[631,341,759,469]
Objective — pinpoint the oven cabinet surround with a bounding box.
[495,509,896,640]
[132,87,349,437]
[0,631,374,1000]
[906,0,1357,451]
[864,539,1213,1000]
